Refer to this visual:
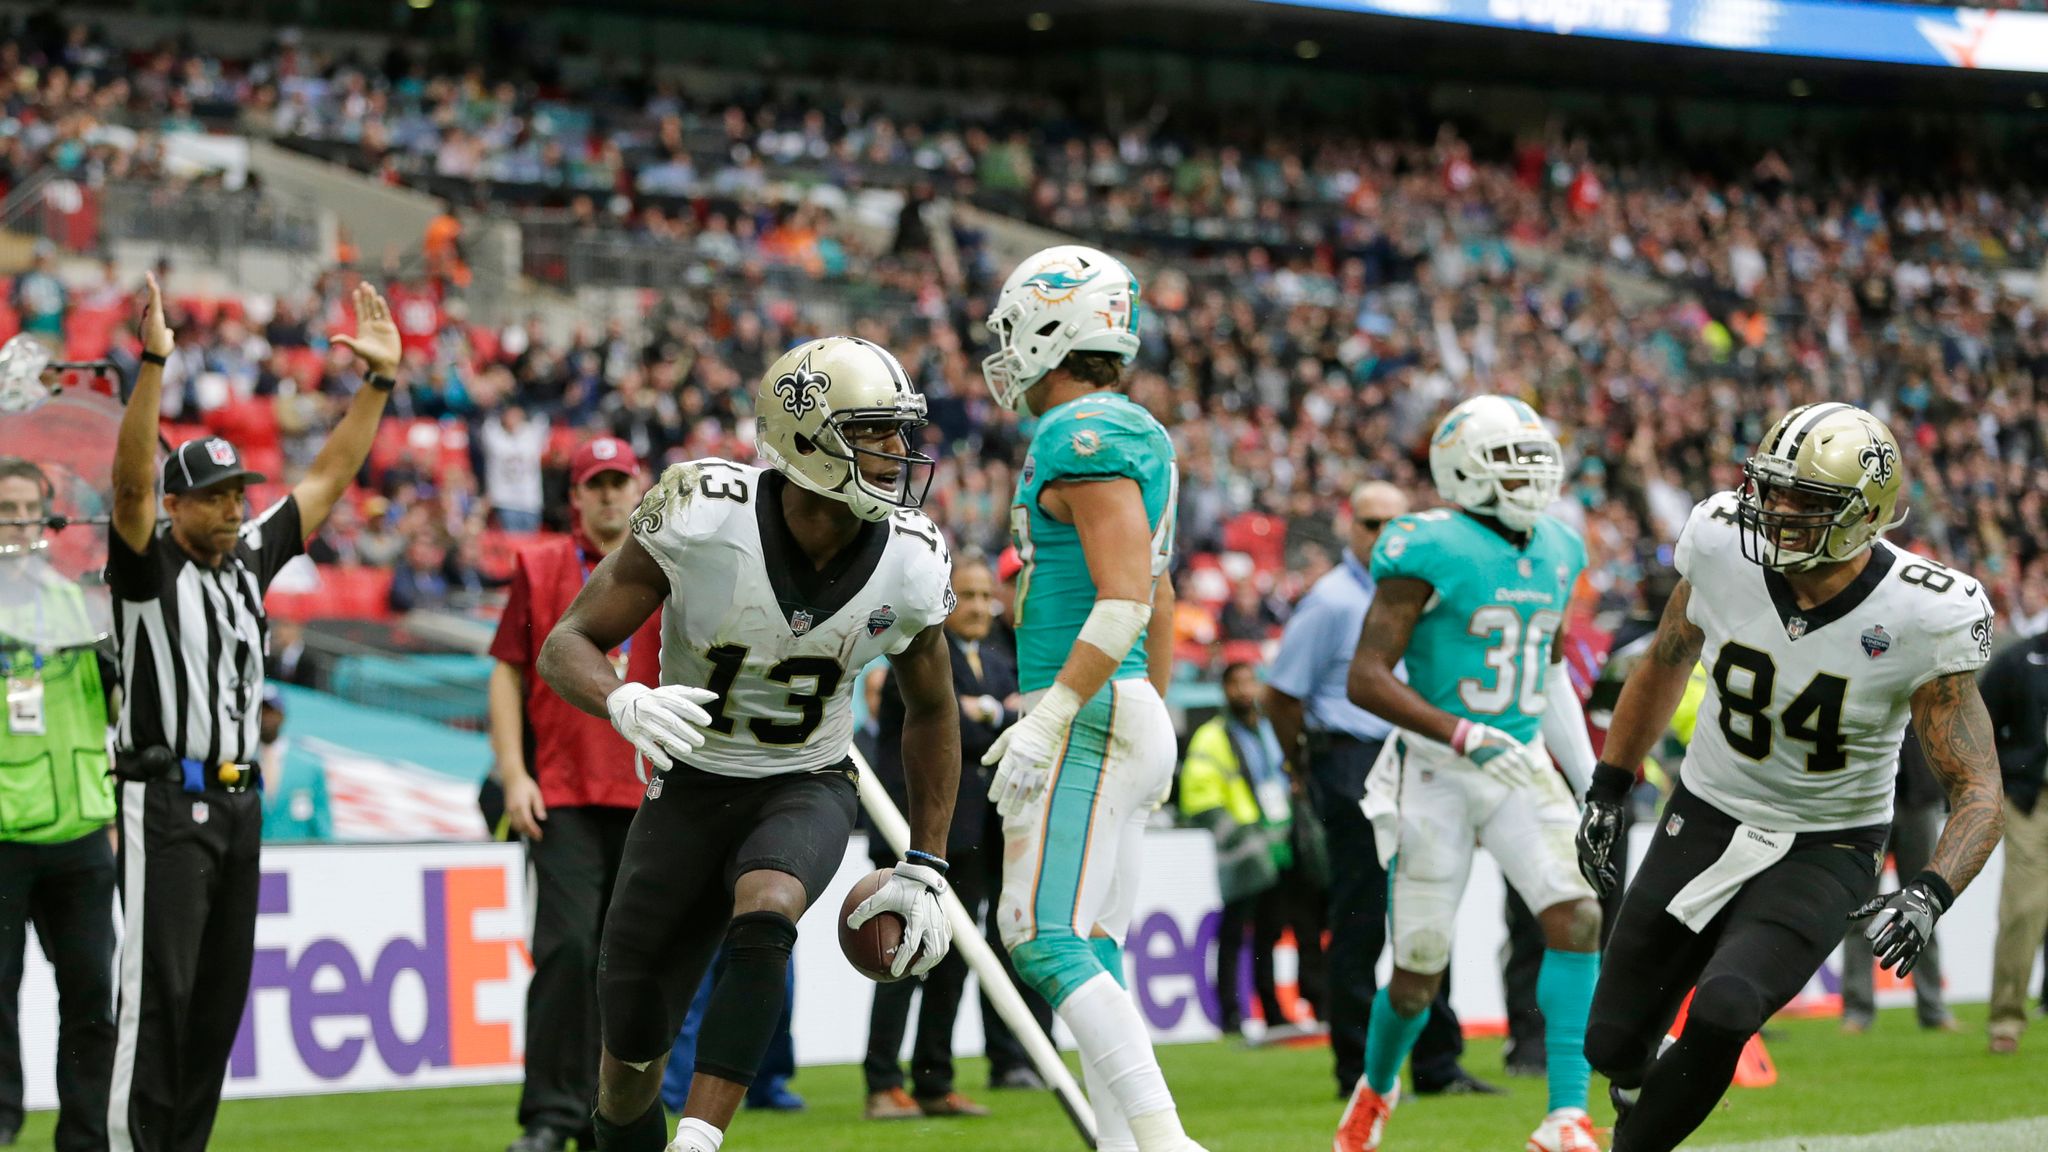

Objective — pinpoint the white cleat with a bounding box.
[1526,1106,1600,1152]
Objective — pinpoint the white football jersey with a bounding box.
[1675,491,1994,831]
[631,459,955,778]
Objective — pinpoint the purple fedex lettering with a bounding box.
[1129,910,1221,1031]
[290,940,367,1077]
[231,869,453,1080]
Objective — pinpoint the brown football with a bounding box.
[839,867,917,983]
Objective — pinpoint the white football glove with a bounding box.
[983,684,1081,821]
[1451,719,1545,789]
[847,860,953,979]
[605,682,719,771]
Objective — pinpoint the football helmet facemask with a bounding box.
[755,336,933,522]
[1738,402,1906,573]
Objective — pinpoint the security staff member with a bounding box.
[491,437,662,1152]
[1985,627,2048,1052]
[105,276,400,1152]
[1266,482,1493,1099]
[0,457,115,1152]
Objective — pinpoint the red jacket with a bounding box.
[489,535,662,809]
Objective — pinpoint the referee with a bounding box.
[104,275,402,1152]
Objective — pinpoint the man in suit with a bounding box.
[264,616,323,688]
[861,551,1019,1119]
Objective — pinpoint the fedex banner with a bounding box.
[18,830,2014,1108]
[1261,0,2048,74]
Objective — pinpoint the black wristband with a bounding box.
[903,849,950,875]
[366,372,397,393]
[1909,870,1955,913]
[140,351,167,367]
[1588,761,1636,804]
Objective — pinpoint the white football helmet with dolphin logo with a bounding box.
[982,244,1142,413]
[1428,394,1565,533]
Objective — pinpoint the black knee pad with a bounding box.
[1688,973,1765,1039]
[1584,1022,1645,1085]
[694,911,798,1086]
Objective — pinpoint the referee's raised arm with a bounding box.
[292,280,403,540]
[110,273,173,556]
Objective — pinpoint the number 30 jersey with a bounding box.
[630,459,955,778]
[1675,491,1994,831]
[1370,508,1587,744]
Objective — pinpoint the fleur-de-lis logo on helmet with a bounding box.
[773,353,831,420]
[1858,437,1896,488]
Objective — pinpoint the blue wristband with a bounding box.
[903,849,950,875]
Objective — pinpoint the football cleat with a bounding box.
[1526,1106,1600,1152]
[1333,1080,1399,1152]
[1610,1083,1639,1134]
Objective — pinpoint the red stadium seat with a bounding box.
[1222,512,1287,573]
[265,565,396,622]
[205,398,280,452]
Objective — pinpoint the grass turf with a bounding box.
[28,1004,2038,1150]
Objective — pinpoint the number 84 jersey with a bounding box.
[1676,491,1994,831]
[630,459,956,779]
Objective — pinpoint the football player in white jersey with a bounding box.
[539,336,963,1152]
[1576,402,2004,1152]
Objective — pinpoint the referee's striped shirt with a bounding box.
[106,496,304,765]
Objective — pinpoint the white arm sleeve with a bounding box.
[1542,669,1598,800]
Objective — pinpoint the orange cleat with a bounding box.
[1333,1080,1399,1152]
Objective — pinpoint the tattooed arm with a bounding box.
[1599,579,1705,775]
[1910,670,2006,896]
[1346,576,1458,744]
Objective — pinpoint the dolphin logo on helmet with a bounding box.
[982,244,1142,415]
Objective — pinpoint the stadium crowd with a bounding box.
[3,18,2047,640]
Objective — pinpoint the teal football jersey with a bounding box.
[1370,510,1587,743]
[1011,393,1178,693]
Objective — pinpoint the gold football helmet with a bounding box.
[755,336,932,521]
[1738,402,1906,572]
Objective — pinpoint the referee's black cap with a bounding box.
[164,436,268,494]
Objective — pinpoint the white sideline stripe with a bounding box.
[1702,1116,2048,1152]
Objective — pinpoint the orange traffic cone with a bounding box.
[1732,1034,1777,1088]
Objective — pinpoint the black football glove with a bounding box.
[1849,874,1952,978]
[1576,762,1634,900]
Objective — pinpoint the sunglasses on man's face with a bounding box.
[1356,516,1388,531]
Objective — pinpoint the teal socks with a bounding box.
[1537,949,1600,1112]
[1363,987,1430,1096]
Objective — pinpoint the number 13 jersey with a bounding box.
[630,459,955,778]
[1675,491,1994,831]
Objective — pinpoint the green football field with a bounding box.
[27,1005,2042,1150]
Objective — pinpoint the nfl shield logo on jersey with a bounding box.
[646,774,664,801]
[192,800,210,824]
[789,609,815,636]
[1665,812,1684,837]
[1785,616,1809,640]
[1861,625,1892,659]
[867,605,897,637]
